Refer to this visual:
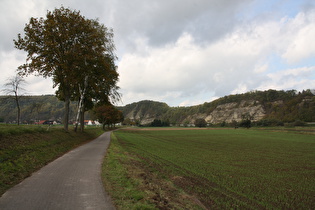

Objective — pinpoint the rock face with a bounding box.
[121,100,170,125]
[124,109,156,125]
[183,100,265,124]
[120,90,315,125]
[122,100,266,125]
[207,100,265,123]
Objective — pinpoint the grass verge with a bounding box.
[0,125,104,196]
[101,132,205,209]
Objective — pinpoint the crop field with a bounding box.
[111,128,315,209]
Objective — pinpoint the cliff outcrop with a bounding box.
[120,89,315,125]
[184,100,265,124]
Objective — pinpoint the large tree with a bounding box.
[14,6,119,131]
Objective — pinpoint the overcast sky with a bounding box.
[1,0,315,106]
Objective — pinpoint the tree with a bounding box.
[240,113,253,128]
[14,6,119,131]
[93,104,123,130]
[194,118,207,127]
[2,75,27,125]
[151,119,170,127]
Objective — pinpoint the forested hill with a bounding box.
[0,95,79,123]
[0,89,314,125]
[118,89,315,125]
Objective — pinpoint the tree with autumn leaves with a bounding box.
[93,104,123,130]
[14,7,120,131]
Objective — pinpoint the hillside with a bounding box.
[1,89,314,125]
[119,89,315,125]
[0,95,79,123]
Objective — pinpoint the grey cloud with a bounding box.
[110,0,252,51]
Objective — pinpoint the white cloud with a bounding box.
[118,31,268,105]
[118,9,315,105]
[1,0,315,106]
[259,66,315,90]
[282,12,315,63]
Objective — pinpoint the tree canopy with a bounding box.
[14,6,120,131]
[93,104,123,130]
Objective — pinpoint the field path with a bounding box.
[0,131,115,210]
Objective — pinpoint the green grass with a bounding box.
[0,124,48,137]
[102,133,157,209]
[108,128,315,209]
[0,125,104,196]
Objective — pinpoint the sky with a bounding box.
[1,0,315,106]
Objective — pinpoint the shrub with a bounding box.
[194,118,207,127]
[294,120,306,126]
[239,119,251,128]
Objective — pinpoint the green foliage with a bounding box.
[150,119,170,127]
[112,129,315,209]
[93,104,123,130]
[255,119,284,126]
[14,6,120,131]
[119,100,169,122]
[0,95,79,123]
[194,118,207,127]
[239,119,251,128]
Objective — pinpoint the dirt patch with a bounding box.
[125,156,208,209]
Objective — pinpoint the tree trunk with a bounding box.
[75,76,88,132]
[64,94,70,132]
[15,94,20,125]
[80,107,85,132]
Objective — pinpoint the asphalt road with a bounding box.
[0,131,115,210]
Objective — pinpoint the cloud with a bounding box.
[110,0,252,53]
[259,66,315,90]
[281,12,315,63]
[118,9,315,105]
[1,0,315,107]
[118,31,268,105]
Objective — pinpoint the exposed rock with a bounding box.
[185,100,265,124]
[123,100,266,125]
[119,90,315,125]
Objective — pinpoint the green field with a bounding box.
[107,128,315,209]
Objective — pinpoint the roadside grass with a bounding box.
[102,133,204,210]
[105,128,315,209]
[0,124,49,137]
[0,124,104,196]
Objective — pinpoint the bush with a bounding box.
[239,119,251,128]
[194,118,207,128]
[151,119,170,127]
[294,120,306,126]
[256,119,284,127]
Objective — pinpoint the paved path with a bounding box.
[0,131,115,210]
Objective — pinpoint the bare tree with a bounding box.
[3,75,27,125]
